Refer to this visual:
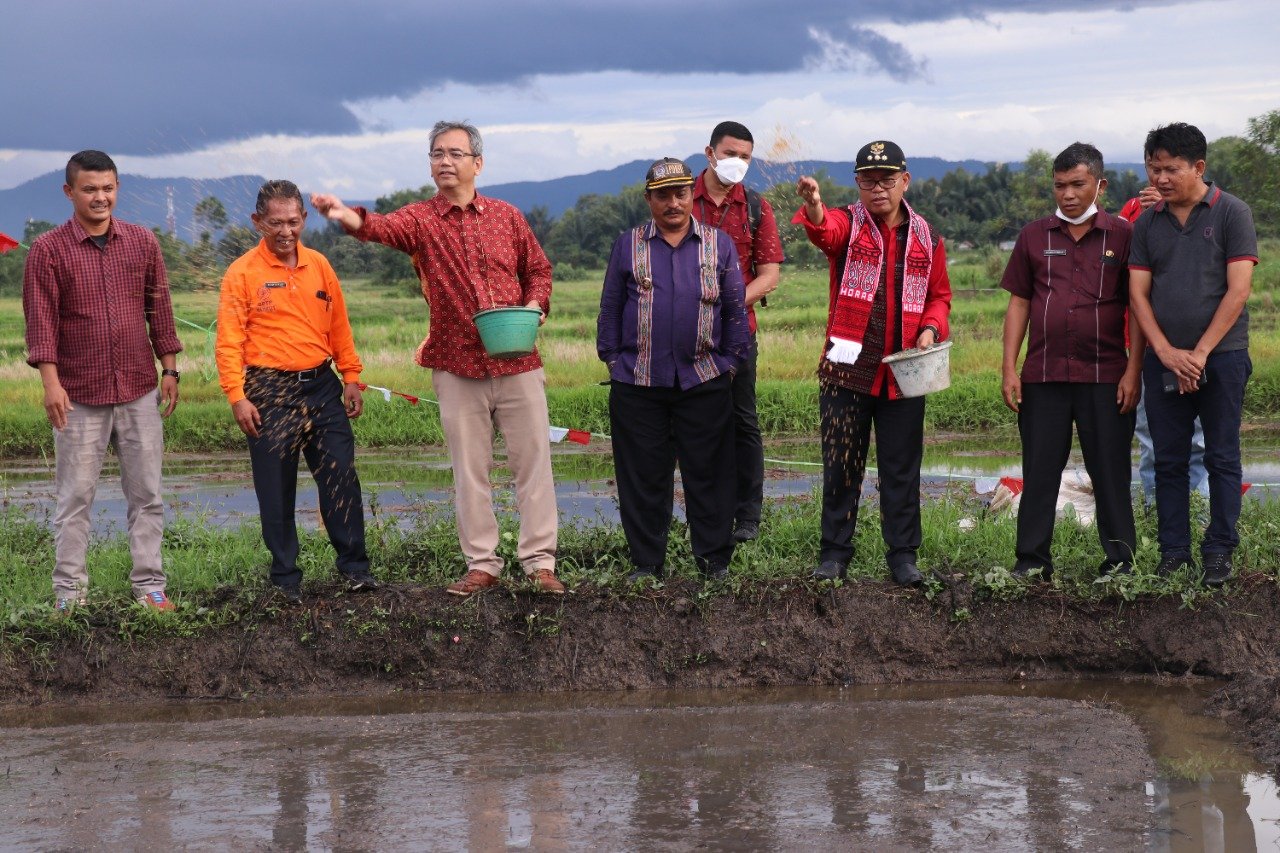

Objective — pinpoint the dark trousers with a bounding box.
[731,335,764,526]
[245,366,369,588]
[1142,349,1251,558]
[609,374,736,572]
[1015,383,1137,572]
[819,381,925,569]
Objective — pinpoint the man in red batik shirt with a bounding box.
[312,121,564,598]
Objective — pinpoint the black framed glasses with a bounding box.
[855,175,901,190]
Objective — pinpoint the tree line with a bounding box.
[3,109,1276,295]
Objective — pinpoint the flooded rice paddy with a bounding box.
[0,683,1276,850]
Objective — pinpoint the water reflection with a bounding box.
[0,683,1275,850]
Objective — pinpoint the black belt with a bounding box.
[247,360,332,383]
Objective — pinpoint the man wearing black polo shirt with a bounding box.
[1128,122,1258,586]
[691,121,785,543]
[1000,143,1142,580]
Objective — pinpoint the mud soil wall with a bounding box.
[4,577,1280,767]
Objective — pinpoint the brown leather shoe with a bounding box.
[446,569,500,597]
[531,568,566,594]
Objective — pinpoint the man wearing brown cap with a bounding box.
[597,158,750,583]
[795,141,952,586]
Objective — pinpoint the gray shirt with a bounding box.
[1129,182,1257,353]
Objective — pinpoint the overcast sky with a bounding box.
[2,0,1276,197]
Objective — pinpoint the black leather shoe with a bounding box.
[732,521,759,543]
[704,564,729,582]
[1202,552,1233,587]
[627,566,662,584]
[344,571,380,592]
[891,562,924,587]
[812,560,846,581]
[276,585,303,605]
[1013,565,1052,582]
[1098,559,1133,576]
[1155,555,1194,577]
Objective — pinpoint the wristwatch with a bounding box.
[162,368,181,382]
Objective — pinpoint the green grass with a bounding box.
[1,238,1277,455]
[4,480,1279,624]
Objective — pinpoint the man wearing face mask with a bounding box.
[999,143,1141,580]
[795,140,951,587]
[692,121,785,544]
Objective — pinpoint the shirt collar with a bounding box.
[68,216,113,244]
[644,217,704,244]
[693,171,746,206]
[429,191,487,216]
[1152,181,1217,214]
[1045,208,1120,233]
[254,238,310,269]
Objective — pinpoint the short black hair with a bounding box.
[65,150,118,185]
[1144,122,1207,164]
[710,121,753,148]
[1052,142,1105,180]
[255,179,305,216]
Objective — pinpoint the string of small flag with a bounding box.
[0,232,25,253]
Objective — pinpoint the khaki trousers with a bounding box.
[52,391,167,598]
[432,368,557,577]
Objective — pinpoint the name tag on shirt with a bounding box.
[1042,249,1067,257]
[264,281,286,288]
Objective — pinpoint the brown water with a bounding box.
[0,683,1275,851]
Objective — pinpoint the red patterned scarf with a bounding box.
[827,200,934,362]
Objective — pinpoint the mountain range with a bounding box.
[0,155,1142,242]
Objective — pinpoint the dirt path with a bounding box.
[3,576,1280,768]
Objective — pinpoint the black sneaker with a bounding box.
[1201,553,1233,587]
[276,585,303,605]
[732,521,759,543]
[1155,556,1194,577]
[813,560,846,581]
[344,571,380,592]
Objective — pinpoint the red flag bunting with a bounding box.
[0,232,20,254]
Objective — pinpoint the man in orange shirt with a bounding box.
[216,180,377,604]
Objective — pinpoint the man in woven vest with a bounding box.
[597,158,750,583]
[794,140,952,586]
[691,121,785,544]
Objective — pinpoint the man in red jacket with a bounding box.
[794,140,952,586]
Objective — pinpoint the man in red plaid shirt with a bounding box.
[23,150,184,613]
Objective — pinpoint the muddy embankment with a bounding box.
[3,576,1280,766]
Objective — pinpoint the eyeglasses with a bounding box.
[855,175,901,191]
[261,217,304,232]
[429,149,478,163]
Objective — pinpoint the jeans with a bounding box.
[1142,349,1251,558]
[1135,394,1208,500]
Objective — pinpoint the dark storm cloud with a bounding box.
[3,0,1174,154]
